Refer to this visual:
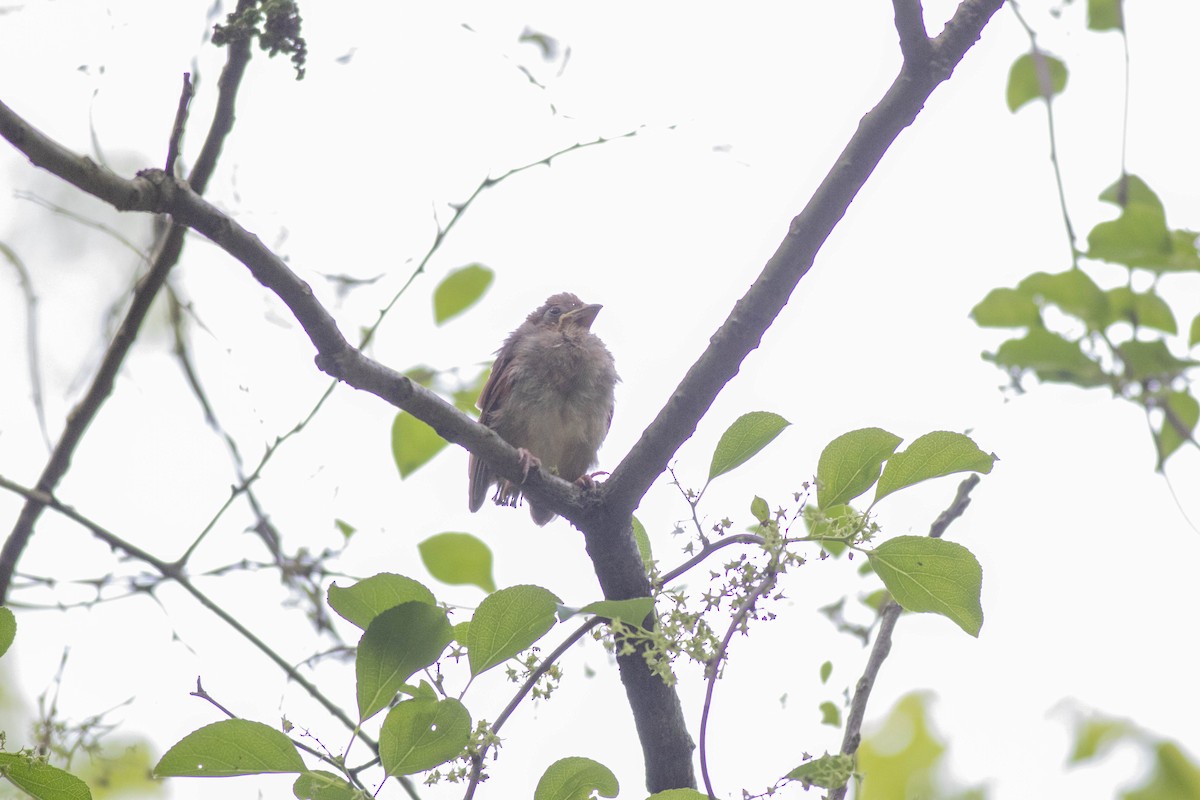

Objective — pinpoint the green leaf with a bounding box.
[1087,0,1124,31]
[1117,340,1198,382]
[467,585,560,676]
[866,536,984,636]
[418,533,496,593]
[70,738,156,797]
[984,329,1108,387]
[1068,717,1132,764]
[379,696,471,776]
[819,661,832,684]
[861,588,889,614]
[1017,270,1108,329]
[1087,175,1173,269]
[750,495,770,523]
[647,791,709,800]
[356,602,453,721]
[785,753,855,790]
[333,519,356,540]
[970,287,1041,328]
[433,264,494,325]
[1006,52,1067,112]
[1103,288,1177,334]
[294,770,364,800]
[1124,741,1200,800]
[1190,314,1200,349]
[857,694,945,794]
[707,411,790,483]
[404,365,438,387]
[819,701,841,727]
[1130,292,1177,334]
[578,598,655,629]
[328,574,437,630]
[0,606,14,658]
[154,719,304,777]
[0,754,91,800]
[875,432,995,502]
[534,757,618,800]
[1161,229,1200,273]
[1155,391,1199,470]
[816,428,902,507]
[631,515,653,568]
[391,411,448,478]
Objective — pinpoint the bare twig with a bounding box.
[0,472,375,752]
[190,676,236,718]
[0,242,51,451]
[164,73,194,176]
[0,29,254,604]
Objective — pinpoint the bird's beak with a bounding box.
[562,303,602,330]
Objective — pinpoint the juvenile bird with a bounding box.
[468,292,618,525]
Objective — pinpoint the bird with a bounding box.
[468,292,619,525]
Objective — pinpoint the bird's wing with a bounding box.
[468,352,515,512]
[476,350,513,425]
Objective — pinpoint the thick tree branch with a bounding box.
[893,0,932,63]
[600,0,1005,522]
[0,108,589,528]
[0,34,252,603]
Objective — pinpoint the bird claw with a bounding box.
[575,470,608,489]
[516,448,542,482]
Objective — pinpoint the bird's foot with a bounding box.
[516,448,542,483]
[575,471,608,489]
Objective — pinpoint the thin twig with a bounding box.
[1008,1,1080,269]
[164,73,194,176]
[190,676,373,792]
[827,474,979,800]
[0,28,254,604]
[697,552,781,799]
[0,242,51,451]
[0,473,375,751]
[655,534,766,588]
[182,131,641,569]
[190,676,237,718]
[463,617,603,800]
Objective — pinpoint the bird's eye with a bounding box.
[548,306,562,317]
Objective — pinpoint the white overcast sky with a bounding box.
[2,2,1199,799]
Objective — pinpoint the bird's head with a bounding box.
[529,292,602,332]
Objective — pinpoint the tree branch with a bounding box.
[828,474,979,800]
[599,0,1004,522]
[0,28,252,604]
[893,0,932,63]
